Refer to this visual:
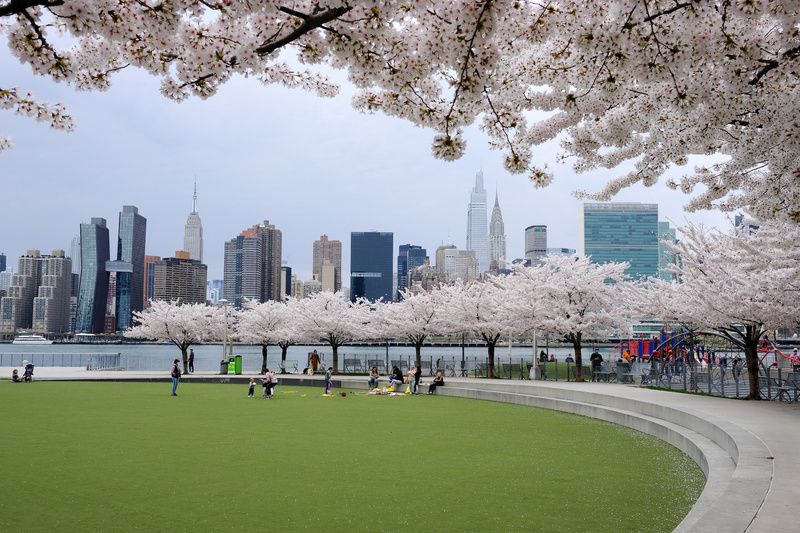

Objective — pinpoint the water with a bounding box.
[0,343,616,373]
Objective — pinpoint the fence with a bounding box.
[0,353,121,369]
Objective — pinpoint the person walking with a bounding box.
[247,378,256,398]
[188,349,195,373]
[170,359,181,396]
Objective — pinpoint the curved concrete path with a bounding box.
[6,368,798,532]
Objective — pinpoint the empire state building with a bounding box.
[183,181,203,262]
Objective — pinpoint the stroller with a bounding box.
[22,361,34,382]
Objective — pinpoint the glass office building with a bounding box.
[351,232,393,302]
[115,206,146,331]
[579,203,659,279]
[76,218,110,333]
[397,244,427,299]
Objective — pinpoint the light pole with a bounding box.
[219,299,229,363]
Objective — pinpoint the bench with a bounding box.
[367,359,384,372]
[614,363,637,384]
[344,358,363,373]
[279,360,298,374]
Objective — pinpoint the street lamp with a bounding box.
[219,299,229,363]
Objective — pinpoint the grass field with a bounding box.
[0,381,704,532]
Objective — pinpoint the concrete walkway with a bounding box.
[4,368,798,532]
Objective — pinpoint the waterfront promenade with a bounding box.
[5,367,798,532]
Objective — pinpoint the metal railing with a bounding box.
[0,352,120,368]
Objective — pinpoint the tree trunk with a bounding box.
[487,342,496,379]
[744,326,762,400]
[331,344,339,375]
[415,343,422,370]
[261,344,268,374]
[281,344,289,373]
[572,333,584,381]
[181,346,189,375]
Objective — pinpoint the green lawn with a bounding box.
[0,382,703,532]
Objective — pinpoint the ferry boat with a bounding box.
[12,335,53,345]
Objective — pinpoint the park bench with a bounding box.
[367,359,384,372]
[344,358,363,373]
[279,360,298,374]
[777,372,800,402]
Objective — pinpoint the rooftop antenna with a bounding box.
[192,177,198,213]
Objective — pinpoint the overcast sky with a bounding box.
[0,48,728,282]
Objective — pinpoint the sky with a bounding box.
[0,47,729,282]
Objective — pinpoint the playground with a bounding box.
[0,381,703,532]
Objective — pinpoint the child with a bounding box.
[11,369,21,383]
[247,377,256,398]
[262,376,270,398]
[324,367,333,395]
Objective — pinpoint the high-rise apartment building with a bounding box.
[547,247,576,256]
[312,234,342,292]
[291,274,304,300]
[658,221,678,281]
[143,255,160,308]
[183,182,204,262]
[525,225,547,262]
[466,170,489,273]
[579,202,659,279]
[32,250,73,333]
[76,218,110,333]
[153,253,208,304]
[223,220,282,308]
[113,206,146,331]
[489,193,507,270]
[397,244,427,298]
[0,250,46,332]
[350,231,393,302]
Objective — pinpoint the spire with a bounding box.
[494,187,500,209]
[192,178,197,214]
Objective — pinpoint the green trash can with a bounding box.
[234,354,243,375]
[227,357,235,374]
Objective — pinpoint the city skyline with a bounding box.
[1,44,730,285]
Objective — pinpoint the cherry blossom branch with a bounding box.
[255,5,353,56]
[0,0,61,18]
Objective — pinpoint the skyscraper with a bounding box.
[397,244,427,298]
[143,255,160,308]
[312,234,342,292]
[579,202,659,279]
[76,218,110,333]
[207,279,223,305]
[658,221,678,281]
[441,248,479,282]
[69,236,81,275]
[280,266,292,299]
[466,170,489,273]
[525,225,547,262]
[321,261,336,293]
[350,231,393,302]
[489,192,506,269]
[114,205,146,331]
[153,253,208,304]
[0,253,6,273]
[223,220,282,308]
[32,250,73,334]
[183,181,203,262]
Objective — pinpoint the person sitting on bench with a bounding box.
[387,366,404,391]
[428,371,444,394]
[22,361,34,382]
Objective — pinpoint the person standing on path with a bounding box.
[188,349,195,373]
[170,359,181,396]
[310,350,321,374]
[324,367,333,395]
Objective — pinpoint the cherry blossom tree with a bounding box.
[273,298,306,373]
[376,288,443,370]
[2,2,799,220]
[293,291,370,374]
[439,279,522,379]
[125,300,221,374]
[531,256,632,381]
[635,221,800,399]
[237,299,284,374]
